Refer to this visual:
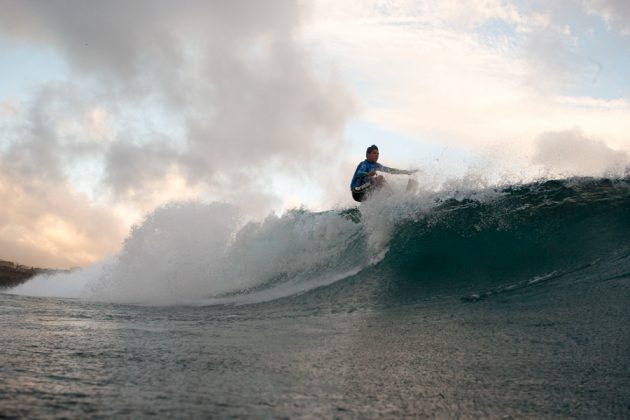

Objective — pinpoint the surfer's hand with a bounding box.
[368,171,377,177]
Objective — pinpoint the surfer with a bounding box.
[350,144,416,202]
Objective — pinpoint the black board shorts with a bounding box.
[352,181,373,202]
[352,190,366,202]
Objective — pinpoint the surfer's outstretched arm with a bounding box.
[379,166,418,175]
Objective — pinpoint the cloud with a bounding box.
[521,18,583,93]
[0,1,354,204]
[0,85,126,268]
[532,128,629,176]
[304,0,630,162]
[306,0,523,29]
[586,0,630,34]
[0,97,21,117]
[0,1,357,266]
[0,171,127,269]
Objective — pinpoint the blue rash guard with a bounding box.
[350,160,405,191]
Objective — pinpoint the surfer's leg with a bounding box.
[374,175,386,187]
[352,180,375,202]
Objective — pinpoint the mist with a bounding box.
[533,129,629,177]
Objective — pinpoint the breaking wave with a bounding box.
[9,177,630,307]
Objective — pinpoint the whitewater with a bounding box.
[2,177,630,417]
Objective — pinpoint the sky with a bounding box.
[1,0,629,268]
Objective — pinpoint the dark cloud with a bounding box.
[0,0,355,203]
[103,139,178,199]
[2,83,99,182]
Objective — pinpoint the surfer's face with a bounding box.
[367,149,379,163]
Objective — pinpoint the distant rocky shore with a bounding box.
[0,260,57,289]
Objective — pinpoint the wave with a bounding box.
[9,201,375,304]
[367,177,630,305]
[9,177,630,306]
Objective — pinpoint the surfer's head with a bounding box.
[366,145,379,162]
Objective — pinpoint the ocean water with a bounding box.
[2,178,630,417]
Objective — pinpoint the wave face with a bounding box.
[370,178,630,305]
[10,177,630,306]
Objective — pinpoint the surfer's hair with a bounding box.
[366,145,379,156]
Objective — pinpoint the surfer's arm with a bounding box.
[355,162,374,178]
[379,166,417,175]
